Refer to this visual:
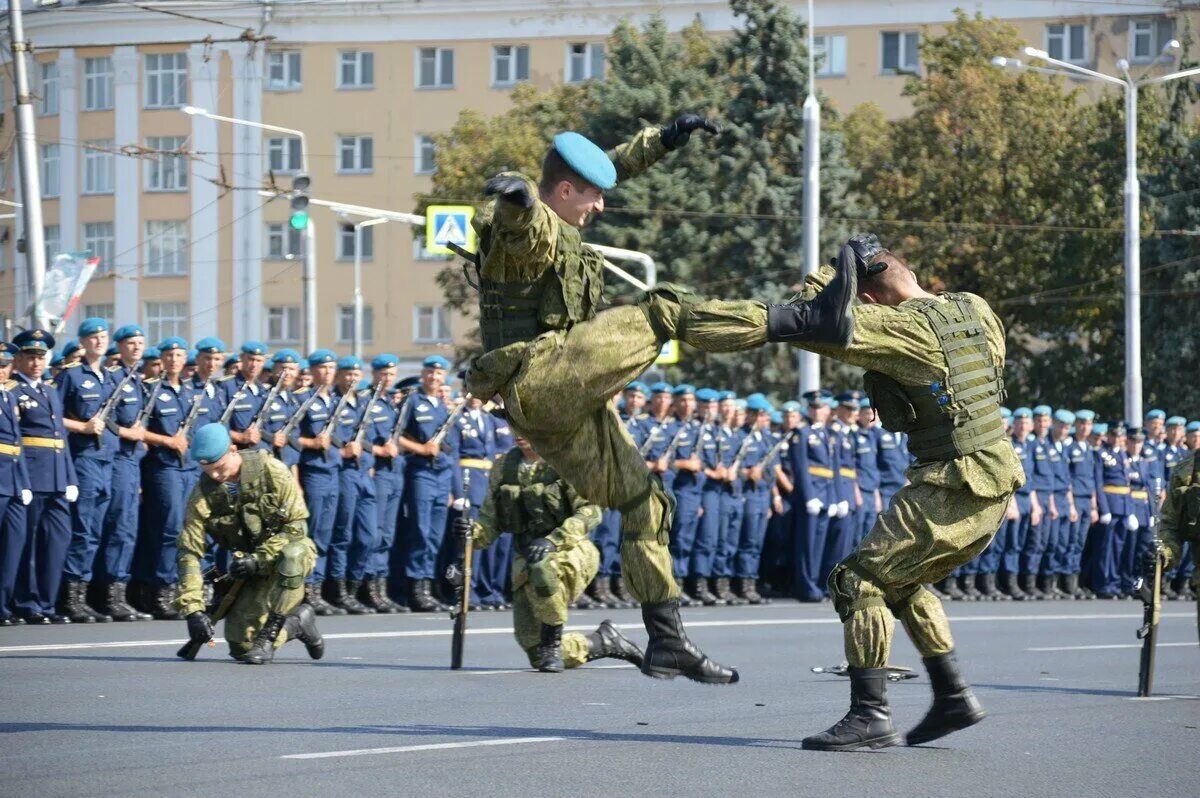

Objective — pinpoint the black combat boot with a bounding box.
[587,578,618,609]
[537,623,564,673]
[104,582,151,621]
[1057,574,1078,601]
[739,577,769,605]
[766,243,857,347]
[676,578,699,607]
[585,620,644,666]
[305,583,343,616]
[1020,573,1045,600]
[409,579,445,612]
[979,573,1008,601]
[1037,574,1061,600]
[640,599,738,684]
[906,650,987,745]
[376,578,411,613]
[959,574,982,601]
[715,577,746,606]
[59,579,103,623]
[573,589,599,610]
[939,577,965,601]
[243,612,288,665]
[613,576,638,607]
[1001,572,1028,601]
[801,667,901,751]
[363,578,397,614]
[690,577,722,606]
[336,579,376,615]
[282,603,325,660]
[152,585,181,620]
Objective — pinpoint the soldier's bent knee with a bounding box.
[827,558,887,622]
[276,541,308,590]
[638,282,700,343]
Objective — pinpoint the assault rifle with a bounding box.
[351,382,388,464]
[447,466,474,670]
[277,389,321,458]
[251,378,285,434]
[217,387,246,426]
[93,368,138,444]
[1135,545,1166,697]
[176,562,245,661]
[639,417,672,458]
[324,386,358,448]
[176,394,206,466]
[387,385,419,446]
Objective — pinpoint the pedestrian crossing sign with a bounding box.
[656,339,679,365]
[425,205,476,256]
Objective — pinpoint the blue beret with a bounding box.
[113,324,145,342]
[190,424,232,465]
[77,317,109,337]
[263,357,275,371]
[357,378,372,392]
[422,355,450,371]
[395,375,421,392]
[746,392,766,404]
[801,389,833,404]
[835,390,863,407]
[1093,422,1108,435]
[733,398,748,411]
[672,383,696,397]
[719,390,737,402]
[194,337,226,354]
[746,395,773,413]
[552,132,617,190]
[157,336,188,352]
[13,329,55,352]
[650,382,673,395]
[1074,409,1095,421]
[782,401,802,413]
[142,346,161,360]
[624,381,649,395]
[105,344,119,357]
[240,341,268,356]
[1128,426,1145,439]
[0,342,15,362]
[695,388,718,403]
[307,349,337,367]
[1166,416,1186,427]
[51,353,64,366]
[1146,409,1165,420]
[1107,421,1127,435]
[223,355,238,369]
[1013,407,1032,419]
[272,349,301,365]
[1187,421,1200,432]
[859,397,871,409]
[1032,405,1052,417]
[62,339,81,355]
[185,350,197,366]
[1000,407,1012,419]
[372,353,400,370]
[337,356,363,371]
[1054,409,1075,424]
[770,410,783,425]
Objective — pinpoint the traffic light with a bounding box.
[289,173,311,230]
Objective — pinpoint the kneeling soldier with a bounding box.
[176,424,323,664]
[469,436,643,672]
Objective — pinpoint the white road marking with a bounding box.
[1026,642,1196,652]
[467,663,635,676]
[281,736,565,760]
[1124,695,1200,702]
[0,613,1189,655]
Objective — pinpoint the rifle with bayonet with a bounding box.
[176,560,246,660]
[1135,543,1166,697]
[93,368,139,444]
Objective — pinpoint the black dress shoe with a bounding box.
[50,613,73,624]
[23,612,51,625]
[0,615,24,626]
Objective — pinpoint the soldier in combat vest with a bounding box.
[1154,450,1199,621]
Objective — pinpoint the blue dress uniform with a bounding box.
[827,409,859,575]
[217,349,269,452]
[712,401,746,589]
[10,330,78,623]
[327,369,372,606]
[402,378,456,595]
[189,337,228,433]
[666,388,705,582]
[988,410,1035,589]
[1041,426,1073,588]
[1092,426,1132,597]
[791,402,837,600]
[449,403,500,606]
[854,416,882,548]
[691,391,724,590]
[260,350,303,470]
[0,350,32,625]
[362,364,407,607]
[297,352,342,596]
[595,385,648,589]
[1126,433,1154,592]
[736,399,777,598]
[876,429,909,511]
[1065,412,1099,591]
[1020,413,1056,582]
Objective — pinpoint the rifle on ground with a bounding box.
[93,368,138,444]
[1135,545,1166,697]
[447,467,474,670]
[176,563,246,660]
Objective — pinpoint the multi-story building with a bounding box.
[0,1,1194,367]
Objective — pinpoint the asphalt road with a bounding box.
[1,600,1195,797]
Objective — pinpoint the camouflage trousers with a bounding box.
[827,482,1011,668]
[513,540,600,669]
[223,538,317,659]
[468,287,767,604]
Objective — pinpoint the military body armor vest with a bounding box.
[862,293,1006,464]
[197,451,292,551]
[494,452,575,543]
[1179,455,1200,537]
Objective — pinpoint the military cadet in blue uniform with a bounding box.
[1092,422,1132,599]
[663,385,708,602]
[1018,405,1058,599]
[1063,409,1099,600]
[295,350,343,616]
[219,341,270,451]
[689,388,728,605]
[92,324,151,621]
[60,339,82,369]
[10,330,78,624]
[141,346,162,380]
[761,400,803,598]
[448,393,498,610]
[790,391,837,601]
[260,350,302,472]
[827,392,861,583]
[55,317,119,623]
[854,398,882,549]
[0,342,32,625]
[988,408,1041,599]
[708,392,745,605]
[188,338,226,429]
[399,355,456,612]
[736,395,777,604]
[1144,409,1166,448]
[1038,409,1076,599]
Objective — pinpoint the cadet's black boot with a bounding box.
[1057,574,1077,600]
[691,577,723,606]
[586,578,615,609]
[613,576,638,607]
[537,623,564,673]
[243,612,288,665]
[640,599,739,684]
[980,573,1008,601]
[336,579,376,615]
[410,579,445,612]
[152,585,181,620]
[715,576,747,606]
[1001,572,1028,601]
[905,650,987,745]
[675,578,698,607]
[59,579,100,623]
[766,243,857,347]
[105,582,151,621]
[573,589,599,610]
[282,603,325,660]
[585,619,644,666]
[361,578,391,613]
[939,576,965,601]
[801,667,901,751]
[1037,574,1060,600]
[959,575,982,601]
[1020,573,1045,600]
[304,583,342,616]
[376,578,411,613]
[739,577,769,605]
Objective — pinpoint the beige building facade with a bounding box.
[0,0,1194,367]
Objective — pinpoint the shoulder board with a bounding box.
[46,380,57,389]
[295,387,311,396]
[106,365,122,373]
[144,377,162,385]
[217,374,236,382]
[3,379,15,389]
[61,362,81,369]
[357,388,371,397]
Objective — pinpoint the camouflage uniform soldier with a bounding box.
[1154,451,1199,610]
[464,118,855,684]
[175,425,324,664]
[467,437,644,672]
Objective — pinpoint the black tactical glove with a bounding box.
[229,554,260,579]
[846,233,887,279]
[660,113,722,151]
[524,537,554,564]
[484,174,535,209]
[186,611,214,644]
[453,515,472,541]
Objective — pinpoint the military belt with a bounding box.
[839,467,857,479]
[1131,490,1148,501]
[22,436,64,450]
[0,442,20,456]
[808,465,834,479]
[1102,485,1130,495]
[459,458,494,471]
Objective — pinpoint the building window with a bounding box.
[413,238,450,261]
[266,136,303,173]
[265,305,301,344]
[38,61,59,116]
[813,34,848,77]
[83,56,114,111]
[144,53,188,109]
[881,31,920,74]
[265,223,302,260]
[415,135,436,175]
[145,136,188,192]
[266,51,302,91]
[337,223,374,260]
[413,305,451,343]
[84,303,115,328]
[1131,19,1175,63]
[417,47,455,89]
[337,305,375,343]
[145,301,188,343]
[1046,23,1088,65]
[492,44,529,86]
[337,135,373,173]
[338,50,374,88]
[83,222,115,274]
[43,224,60,266]
[566,42,605,83]
[144,220,188,276]
[83,141,115,195]
[40,144,60,198]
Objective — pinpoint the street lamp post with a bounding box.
[181,106,317,353]
[798,0,821,398]
[339,215,388,358]
[992,43,1200,425]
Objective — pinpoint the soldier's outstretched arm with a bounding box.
[610,115,720,182]
[176,495,213,616]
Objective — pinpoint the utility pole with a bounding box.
[7,0,47,328]
[798,0,821,396]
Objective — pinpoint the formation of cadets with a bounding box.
[0,315,1197,626]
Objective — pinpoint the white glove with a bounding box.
[1099,513,1112,525]
[20,489,32,506]
[826,503,838,517]
[1148,516,1156,529]
[837,500,850,518]
[64,485,78,503]
[1125,514,1139,532]
[806,498,823,516]
[450,497,468,511]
